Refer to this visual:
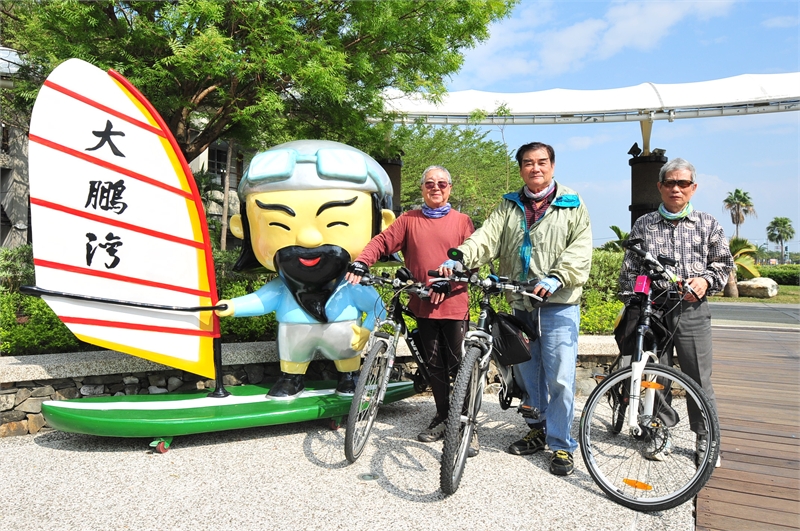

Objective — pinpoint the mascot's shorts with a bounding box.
[277,320,359,363]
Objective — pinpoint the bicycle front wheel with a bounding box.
[440,346,484,495]
[579,363,720,512]
[345,340,389,463]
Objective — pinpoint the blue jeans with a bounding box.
[513,303,579,453]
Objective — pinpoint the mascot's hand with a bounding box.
[216,299,235,317]
[350,324,371,351]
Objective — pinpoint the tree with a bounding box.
[599,225,629,252]
[766,217,795,264]
[396,123,515,225]
[0,0,515,160]
[722,189,757,239]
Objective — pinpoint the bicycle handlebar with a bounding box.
[428,270,545,303]
[623,239,701,300]
[358,272,431,298]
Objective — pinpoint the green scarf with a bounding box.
[658,202,693,221]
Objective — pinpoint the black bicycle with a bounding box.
[344,269,432,463]
[579,239,720,512]
[432,249,545,495]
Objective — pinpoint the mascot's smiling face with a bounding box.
[244,188,374,272]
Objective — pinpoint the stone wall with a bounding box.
[0,337,618,437]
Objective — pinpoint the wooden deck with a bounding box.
[696,328,800,531]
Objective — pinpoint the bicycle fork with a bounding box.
[627,351,662,436]
[374,324,403,406]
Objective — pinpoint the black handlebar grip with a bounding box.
[428,270,441,277]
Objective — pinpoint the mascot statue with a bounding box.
[216,140,395,399]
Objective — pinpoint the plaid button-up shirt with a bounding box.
[619,209,734,303]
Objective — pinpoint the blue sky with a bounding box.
[446,0,799,250]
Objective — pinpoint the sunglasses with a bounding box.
[660,179,695,189]
[424,181,451,190]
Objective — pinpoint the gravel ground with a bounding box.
[0,393,693,531]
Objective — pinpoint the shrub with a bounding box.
[0,292,83,355]
[580,290,624,335]
[0,244,35,293]
[756,265,800,286]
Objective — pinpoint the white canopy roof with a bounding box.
[382,72,800,125]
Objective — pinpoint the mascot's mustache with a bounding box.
[274,245,350,323]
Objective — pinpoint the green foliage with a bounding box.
[729,237,759,279]
[755,265,800,286]
[0,244,35,293]
[583,250,623,302]
[580,290,624,335]
[396,123,517,225]
[1,0,515,158]
[0,292,83,355]
[598,225,629,252]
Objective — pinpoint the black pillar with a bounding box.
[629,154,667,227]
[379,158,403,219]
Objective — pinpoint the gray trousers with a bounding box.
[659,300,717,433]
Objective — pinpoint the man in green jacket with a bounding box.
[442,142,592,475]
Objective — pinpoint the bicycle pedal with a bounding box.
[517,404,540,419]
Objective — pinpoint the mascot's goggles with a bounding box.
[244,148,383,190]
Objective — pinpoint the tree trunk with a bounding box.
[723,268,738,298]
[220,141,234,251]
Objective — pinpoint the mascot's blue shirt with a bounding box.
[230,278,384,328]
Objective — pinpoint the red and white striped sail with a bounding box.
[28,58,218,378]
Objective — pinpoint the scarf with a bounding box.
[658,202,693,221]
[523,181,556,201]
[421,203,451,219]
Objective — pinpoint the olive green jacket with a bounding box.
[457,183,593,311]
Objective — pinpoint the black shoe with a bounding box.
[267,373,305,399]
[549,450,574,476]
[467,430,480,458]
[336,372,357,396]
[508,427,545,456]
[418,416,446,442]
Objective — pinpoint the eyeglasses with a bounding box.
[660,179,694,189]
[424,181,450,190]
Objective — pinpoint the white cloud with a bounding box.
[762,15,799,28]
[452,1,737,88]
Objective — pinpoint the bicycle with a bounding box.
[579,238,720,512]
[344,269,432,463]
[433,249,544,495]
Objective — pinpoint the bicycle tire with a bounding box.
[579,363,720,512]
[344,340,389,463]
[440,346,484,495]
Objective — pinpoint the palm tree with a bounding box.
[599,225,629,252]
[722,189,757,239]
[766,217,795,263]
[723,237,760,297]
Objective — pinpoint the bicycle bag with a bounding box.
[492,312,535,366]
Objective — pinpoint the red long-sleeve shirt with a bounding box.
[356,209,474,320]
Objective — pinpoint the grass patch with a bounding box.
[710,284,800,304]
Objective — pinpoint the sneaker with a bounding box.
[550,450,574,476]
[645,434,673,462]
[696,435,722,468]
[418,416,446,442]
[267,373,305,399]
[468,430,480,458]
[508,427,545,456]
[335,371,357,396]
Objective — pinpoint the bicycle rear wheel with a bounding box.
[345,339,389,463]
[580,363,720,512]
[440,346,484,495]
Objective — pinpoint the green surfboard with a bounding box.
[42,380,415,443]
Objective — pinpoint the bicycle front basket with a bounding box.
[492,313,534,366]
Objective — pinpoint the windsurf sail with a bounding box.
[27,58,219,378]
